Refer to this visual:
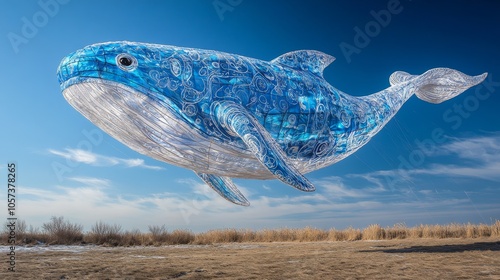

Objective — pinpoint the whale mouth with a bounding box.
[62,78,145,127]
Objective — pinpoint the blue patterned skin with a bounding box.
[57,41,487,205]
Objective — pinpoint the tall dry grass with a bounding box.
[147,225,195,245]
[2,217,499,246]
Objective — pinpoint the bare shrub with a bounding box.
[16,219,27,238]
[2,219,27,243]
[148,225,169,244]
[122,229,145,246]
[42,216,83,244]
[22,225,47,245]
[87,221,123,246]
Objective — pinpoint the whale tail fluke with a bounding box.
[390,68,488,104]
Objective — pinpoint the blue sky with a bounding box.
[1,0,499,232]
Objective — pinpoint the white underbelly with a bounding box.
[62,79,276,179]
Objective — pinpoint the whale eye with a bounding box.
[116,53,137,71]
[120,56,132,66]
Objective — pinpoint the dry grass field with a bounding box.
[3,218,500,246]
[1,219,500,279]
[1,238,499,279]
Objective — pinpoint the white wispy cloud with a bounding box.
[351,134,500,187]
[411,162,500,181]
[413,134,500,180]
[408,134,500,180]
[68,176,111,187]
[48,148,164,170]
[440,134,500,162]
[317,176,387,198]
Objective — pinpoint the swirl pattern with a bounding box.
[57,41,487,205]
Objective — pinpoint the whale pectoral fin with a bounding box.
[196,172,250,206]
[215,102,315,192]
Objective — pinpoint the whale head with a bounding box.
[56,42,201,166]
[57,41,186,109]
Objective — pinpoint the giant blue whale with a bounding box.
[57,41,487,206]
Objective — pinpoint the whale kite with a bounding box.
[57,41,487,206]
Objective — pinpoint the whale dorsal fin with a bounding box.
[271,50,335,78]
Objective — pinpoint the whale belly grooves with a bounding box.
[62,79,273,179]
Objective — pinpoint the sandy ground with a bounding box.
[1,238,499,279]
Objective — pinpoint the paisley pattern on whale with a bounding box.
[57,41,487,206]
